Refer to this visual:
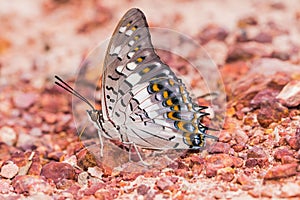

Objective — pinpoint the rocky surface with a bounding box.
[0,0,299,199]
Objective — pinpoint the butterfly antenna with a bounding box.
[199,124,219,140]
[54,75,95,110]
[207,127,220,132]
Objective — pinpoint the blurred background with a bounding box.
[1,0,300,199]
[1,0,299,81]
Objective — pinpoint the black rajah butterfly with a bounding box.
[55,8,218,164]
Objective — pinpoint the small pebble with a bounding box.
[217,167,235,182]
[277,80,300,107]
[252,32,273,43]
[77,171,89,186]
[237,173,254,187]
[0,126,17,146]
[226,42,272,62]
[137,184,150,195]
[87,166,103,179]
[41,162,75,183]
[208,142,230,154]
[264,163,298,179]
[271,51,290,61]
[29,127,42,136]
[12,175,53,195]
[0,179,12,194]
[13,92,38,109]
[274,148,293,161]
[198,24,228,44]
[218,130,232,143]
[156,177,175,191]
[257,101,289,128]
[234,129,249,144]
[0,162,19,179]
[247,147,267,159]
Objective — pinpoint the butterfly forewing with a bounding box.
[101,8,214,150]
[102,9,158,120]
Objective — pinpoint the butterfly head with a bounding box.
[86,109,103,124]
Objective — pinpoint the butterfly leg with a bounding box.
[97,129,104,157]
[123,141,150,166]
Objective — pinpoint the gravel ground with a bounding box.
[0,0,300,199]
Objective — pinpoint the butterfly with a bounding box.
[55,8,218,164]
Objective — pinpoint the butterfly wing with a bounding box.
[102,8,212,149]
[102,8,156,120]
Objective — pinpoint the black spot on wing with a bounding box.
[108,75,119,81]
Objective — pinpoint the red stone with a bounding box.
[250,89,279,108]
[245,158,258,168]
[13,92,38,109]
[137,184,150,195]
[188,155,205,165]
[271,51,290,61]
[279,182,300,198]
[27,151,42,176]
[76,148,98,171]
[234,129,249,144]
[269,72,291,89]
[40,94,69,113]
[0,179,11,194]
[226,42,272,62]
[0,162,19,179]
[205,154,236,177]
[41,162,75,183]
[0,126,17,146]
[208,142,230,154]
[0,142,12,162]
[252,32,273,43]
[274,148,293,161]
[281,155,298,164]
[198,24,228,44]
[232,143,245,152]
[276,80,300,107]
[287,137,300,150]
[257,101,289,128]
[43,112,57,124]
[237,16,258,27]
[94,189,115,200]
[83,181,106,196]
[218,130,232,143]
[205,164,218,178]
[217,167,235,182]
[156,177,174,191]
[12,175,53,195]
[232,157,244,168]
[247,147,267,159]
[56,179,76,190]
[237,173,254,186]
[264,163,298,179]
[206,154,234,167]
[66,184,81,197]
